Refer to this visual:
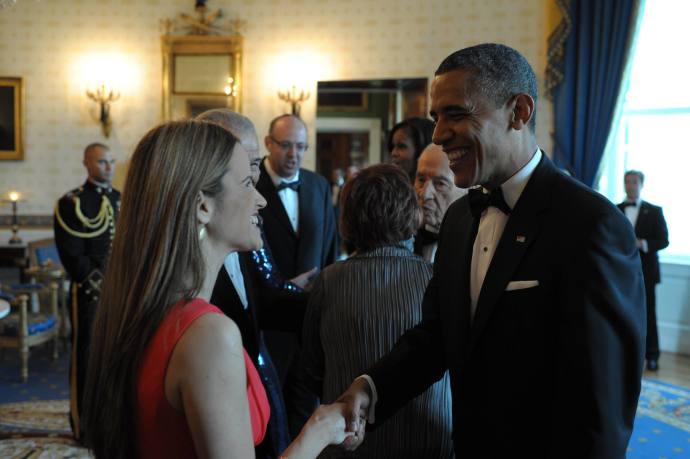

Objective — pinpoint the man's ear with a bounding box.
[196,190,213,226]
[264,135,272,151]
[509,93,535,130]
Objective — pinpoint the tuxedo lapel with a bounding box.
[258,161,296,237]
[634,201,650,235]
[453,215,478,366]
[467,157,553,356]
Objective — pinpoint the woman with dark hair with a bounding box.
[82,120,352,459]
[302,164,454,458]
[387,117,436,181]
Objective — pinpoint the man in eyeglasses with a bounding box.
[257,113,338,436]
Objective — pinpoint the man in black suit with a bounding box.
[257,114,337,436]
[338,44,646,458]
[618,170,669,372]
[257,114,337,279]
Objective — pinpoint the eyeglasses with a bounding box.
[269,136,309,153]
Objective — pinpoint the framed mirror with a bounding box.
[162,35,242,120]
[315,78,428,181]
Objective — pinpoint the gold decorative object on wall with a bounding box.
[86,84,120,138]
[0,77,23,161]
[161,1,243,120]
[278,86,311,117]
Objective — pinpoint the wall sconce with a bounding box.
[86,84,120,138]
[2,191,23,245]
[278,85,310,117]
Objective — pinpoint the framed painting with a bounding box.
[0,77,23,161]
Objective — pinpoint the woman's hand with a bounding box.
[305,403,354,447]
[281,402,355,458]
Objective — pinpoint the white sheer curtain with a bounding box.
[596,0,690,264]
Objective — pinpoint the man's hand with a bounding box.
[335,377,371,451]
[290,267,319,289]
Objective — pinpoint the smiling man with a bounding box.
[413,143,466,262]
[337,44,646,458]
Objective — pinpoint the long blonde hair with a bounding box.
[82,120,238,458]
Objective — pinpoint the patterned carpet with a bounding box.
[0,343,89,457]
[628,379,690,458]
[1,345,690,458]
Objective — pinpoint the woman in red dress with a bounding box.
[82,120,355,458]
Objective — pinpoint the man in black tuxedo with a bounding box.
[338,44,646,458]
[618,170,669,371]
[257,114,337,436]
[257,114,337,279]
[198,109,309,458]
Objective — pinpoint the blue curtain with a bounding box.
[547,0,641,186]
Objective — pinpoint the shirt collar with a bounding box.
[495,148,542,210]
[84,179,112,194]
[264,158,300,188]
[626,197,641,207]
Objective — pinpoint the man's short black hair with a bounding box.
[436,43,538,131]
[625,170,645,184]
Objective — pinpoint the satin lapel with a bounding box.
[257,162,296,237]
[297,173,312,237]
[467,156,553,356]
[454,215,479,367]
[634,201,649,234]
[429,199,476,368]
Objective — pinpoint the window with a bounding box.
[597,0,690,264]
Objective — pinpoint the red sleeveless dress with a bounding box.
[137,298,270,457]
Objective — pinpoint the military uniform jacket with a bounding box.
[54,180,120,292]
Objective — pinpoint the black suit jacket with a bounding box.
[210,253,309,358]
[210,253,262,361]
[256,160,337,278]
[368,155,646,458]
[617,200,669,285]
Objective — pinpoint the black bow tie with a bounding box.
[468,187,511,218]
[622,201,636,208]
[276,180,301,192]
[417,228,439,245]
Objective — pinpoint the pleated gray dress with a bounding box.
[302,242,454,458]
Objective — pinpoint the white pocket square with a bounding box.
[505,280,539,291]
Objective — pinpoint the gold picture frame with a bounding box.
[0,77,23,161]
[161,35,242,121]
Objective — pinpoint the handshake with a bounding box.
[294,377,373,456]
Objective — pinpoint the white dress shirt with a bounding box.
[470,149,542,318]
[623,198,640,228]
[623,198,648,253]
[264,159,300,234]
[224,252,248,309]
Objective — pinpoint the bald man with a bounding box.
[54,143,120,440]
[413,144,466,262]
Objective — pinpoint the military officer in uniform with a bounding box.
[54,143,120,440]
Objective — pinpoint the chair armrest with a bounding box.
[0,292,16,302]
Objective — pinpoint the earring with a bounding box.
[198,225,207,241]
